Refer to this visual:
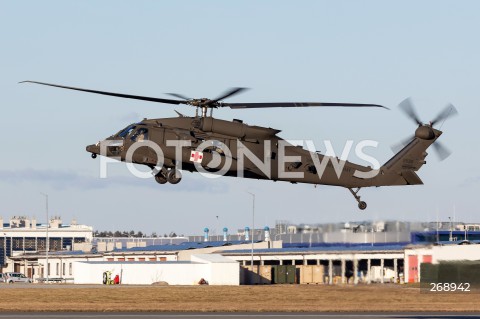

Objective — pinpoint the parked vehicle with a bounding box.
[0,273,6,283]
[5,272,32,283]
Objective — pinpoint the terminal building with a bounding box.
[0,216,93,277]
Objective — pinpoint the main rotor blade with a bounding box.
[211,87,249,104]
[431,103,458,126]
[21,81,186,105]
[433,141,452,161]
[224,102,388,109]
[399,98,422,126]
[165,92,191,100]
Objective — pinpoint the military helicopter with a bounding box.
[22,81,457,210]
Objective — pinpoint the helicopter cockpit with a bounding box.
[85,124,150,158]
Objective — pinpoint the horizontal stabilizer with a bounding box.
[401,170,423,185]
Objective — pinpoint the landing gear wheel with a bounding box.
[154,174,167,184]
[167,169,182,184]
[153,167,168,184]
[91,153,97,159]
[358,201,367,210]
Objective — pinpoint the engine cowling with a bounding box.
[201,117,280,140]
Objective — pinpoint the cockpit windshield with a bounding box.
[117,125,136,138]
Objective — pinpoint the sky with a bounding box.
[1,1,479,235]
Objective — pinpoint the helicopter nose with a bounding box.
[86,144,100,158]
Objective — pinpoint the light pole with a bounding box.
[3,232,5,270]
[448,216,453,241]
[40,193,49,282]
[246,192,255,269]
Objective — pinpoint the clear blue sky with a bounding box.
[1,1,479,235]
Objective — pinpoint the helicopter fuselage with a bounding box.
[86,116,411,189]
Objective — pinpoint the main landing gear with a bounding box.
[154,167,182,185]
[348,188,367,210]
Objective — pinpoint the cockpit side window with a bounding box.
[131,128,148,142]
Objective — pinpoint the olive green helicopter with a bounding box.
[21,81,457,210]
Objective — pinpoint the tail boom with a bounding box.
[375,127,442,186]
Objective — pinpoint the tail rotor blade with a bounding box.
[399,98,423,126]
[433,141,452,161]
[431,103,458,126]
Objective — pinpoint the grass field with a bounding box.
[0,284,478,312]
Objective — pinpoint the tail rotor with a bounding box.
[392,98,458,161]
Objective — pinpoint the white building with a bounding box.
[73,254,239,285]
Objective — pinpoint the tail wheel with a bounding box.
[348,188,367,210]
[358,201,367,210]
[167,169,182,184]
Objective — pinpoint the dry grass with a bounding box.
[0,284,478,312]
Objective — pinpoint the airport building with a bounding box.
[73,254,239,285]
[2,216,480,286]
[0,216,92,277]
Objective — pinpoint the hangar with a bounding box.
[73,254,239,285]
[222,244,405,284]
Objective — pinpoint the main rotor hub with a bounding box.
[188,98,217,108]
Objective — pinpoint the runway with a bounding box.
[0,313,479,319]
